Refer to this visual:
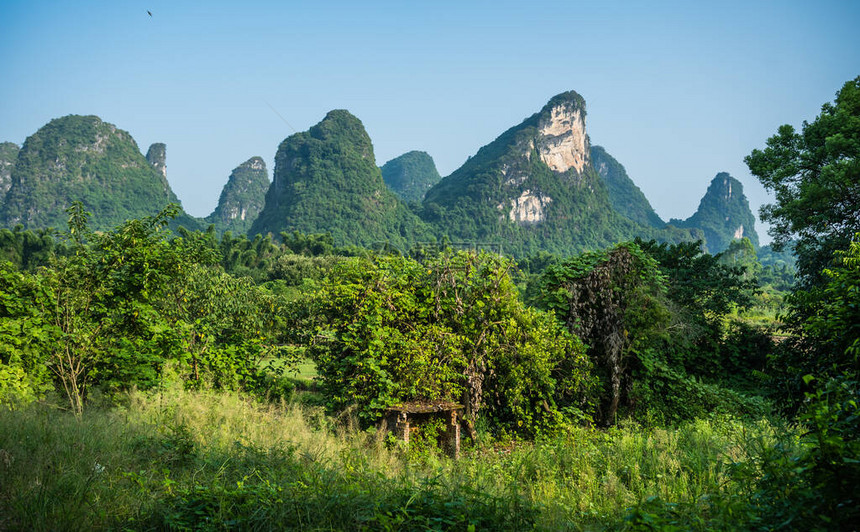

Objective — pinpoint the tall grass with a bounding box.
[0,386,782,530]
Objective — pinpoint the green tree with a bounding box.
[0,262,54,406]
[745,76,860,285]
[537,243,670,425]
[300,251,593,437]
[718,237,761,281]
[773,234,860,399]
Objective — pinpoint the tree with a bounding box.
[745,76,860,285]
[634,239,758,376]
[301,251,593,437]
[774,234,860,394]
[537,243,670,425]
[718,237,761,282]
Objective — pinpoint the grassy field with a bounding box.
[0,385,790,530]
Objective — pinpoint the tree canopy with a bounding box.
[745,76,860,284]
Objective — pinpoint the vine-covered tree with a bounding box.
[538,243,670,425]
[299,251,594,437]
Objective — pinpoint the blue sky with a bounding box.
[2,1,859,243]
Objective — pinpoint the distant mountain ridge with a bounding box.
[0,104,759,255]
[420,91,701,255]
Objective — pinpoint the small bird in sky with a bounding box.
[147,10,152,17]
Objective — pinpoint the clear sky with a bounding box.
[2,1,859,244]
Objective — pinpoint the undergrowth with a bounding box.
[0,386,789,530]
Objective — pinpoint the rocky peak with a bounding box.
[146,143,167,178]
[380,150,442,202]
[669,172,759,253]
[250,109,430,247]
[536,93,590,175]
[206,156,269,234]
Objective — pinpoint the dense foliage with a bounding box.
[0,203,288,413]
[298,251,593,437]
[380,150,442,202]
[746,76,860,285]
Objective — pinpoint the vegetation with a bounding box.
[0,203,290,413]
[250,110,433,249]
[298,251,592,437]
[669,173,759,253]
[381,150,442,202]
[746,76,860,285]
[591,145,665,228]
[0,385,789,531]
[206,156,270,235]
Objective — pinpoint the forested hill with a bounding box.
[380,150,442,202]
[591,145,665,228]
[206,156,270,235]
[0,108,756,255]
[420,91,701,255]
[0,115,201,232]
[670,172,759,253]
[249,110,433,248]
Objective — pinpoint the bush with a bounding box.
[301,251,594,437]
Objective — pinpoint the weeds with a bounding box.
[0,387,784,530]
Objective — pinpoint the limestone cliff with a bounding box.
[0,142,19,199]
[537,101,589,175]
[206,156,269,234]
[146,143,167,178]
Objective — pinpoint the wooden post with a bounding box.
[396,411,410,444]
[445,409,461,459]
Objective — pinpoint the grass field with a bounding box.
[0,385,790,530]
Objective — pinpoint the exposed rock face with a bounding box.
[0,115,199,231]
[380,150,441,202]
[537,105,588,175]
[503,190,552,224]
[591,145,665,228]
[206,156,269,234]
[422,91,642,255]
[670,172,760,253]
[421,90,703,255]
[250,110,431,248]
[0,142,19,198]
[146,143,167,178]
